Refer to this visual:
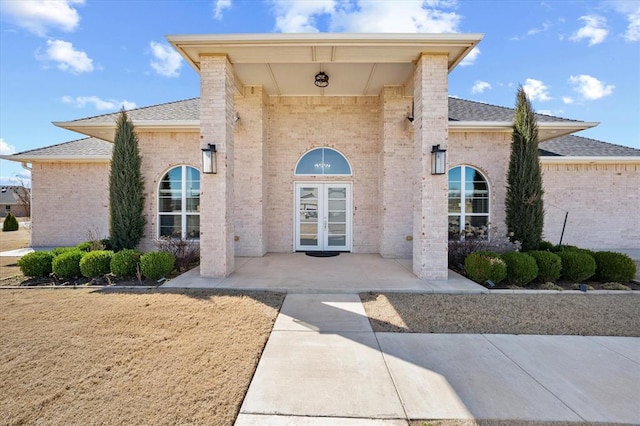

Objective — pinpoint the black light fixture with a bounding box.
[406,101,414,122]
[314,71,329,88]
[431,144,447,175]
[202,144,217,174]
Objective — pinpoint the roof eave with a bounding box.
[448,121,600,141]
[53,120,200,141]
[0,154,111,163]
[540,156,640,164]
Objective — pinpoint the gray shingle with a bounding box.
[0,186,22,204]
[539,134,640,157]
[448,97,581,123]
[9,137,112,158]
[63,98,200,124]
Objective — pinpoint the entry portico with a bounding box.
[168,33,483,279]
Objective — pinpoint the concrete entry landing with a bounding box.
[161,253,486,293]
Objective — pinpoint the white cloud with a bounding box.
[471,80,491,94]
[537,109,553,116]
[38,39,94,73]
[569,74,614,100]
[607,1,640,42]
[562,96,574,104]
[0,0,84,36]
[570,15,608,46]
[270,0,335,32]
[0,138,16,155]
[459,46,480,66]
[522,78,552,102]
[213,0,232,19]
[62,96,136,110]
[149,41,183,77]
[527,21,551,36]
[626,11,640,41]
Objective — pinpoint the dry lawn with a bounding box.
[362,293,640,336]
[0,226,30,280]
[0,288,284,425]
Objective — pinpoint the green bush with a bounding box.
[50,247,78,258]
[52,250,85,279]
[140,251,175,280]
[2,212,19,232]
[529,251,562,282]
[79,250,114,278]
[537,241,555,252]
[76,241,92,252]
[559,250,596,282]
[17,251,54,277]
[110,249,141,277]
[464,252,507,285]
[593,251,636,283]
[101,238,113,250]
[501,252,538,286]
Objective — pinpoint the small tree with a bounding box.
[109,109,145,251]
[11,177,31,218]
[505,87,544,252]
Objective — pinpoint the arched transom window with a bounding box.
[158,165,200,240]
[295,147,352,176]
[448,165,490,240]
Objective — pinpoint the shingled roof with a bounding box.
[448,97,580,123]
[3,137,112,162]
[539,134,640,157]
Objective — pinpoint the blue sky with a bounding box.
[1,0,638,185]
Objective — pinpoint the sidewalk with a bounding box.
[236,293,640,425]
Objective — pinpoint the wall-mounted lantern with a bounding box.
[431,144,447,175]
[202,144,217,174]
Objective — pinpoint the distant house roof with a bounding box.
[2,137,112,162]
[2,98,637,164]
[0,186,28,205]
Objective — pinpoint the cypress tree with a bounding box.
[505,87,544,252]
[109,109,145,251]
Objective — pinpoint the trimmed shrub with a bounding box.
[540,282,563,291]
[52,250,85,279]
[76,241,92,252]
[17,251,54,277]
[464,252,507,285]
[80,250,114,278]
[537,241,555,252]
[559,250,596,283]
[593,251,636,283]
[501,252,538,286]
[2,212,19,232]
[110,249,142,277]
[529,251,562,282]
[140,251,175,280]
[50,247,78,258]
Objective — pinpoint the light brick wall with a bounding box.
[448,131,512,240]
[199,55,235,276]
[379,87,414,258]
[234,86,268,256]
[137,131,200,252]
[412,54,449,279]
[266,95,380,253]
[30,162,109,247]
[542,162,640,249]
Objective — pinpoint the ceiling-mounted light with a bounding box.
[314,71,329,88]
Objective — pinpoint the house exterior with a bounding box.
[3,34,639,279]
[0,185,30,218]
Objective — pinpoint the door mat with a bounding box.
[305,251,340,257]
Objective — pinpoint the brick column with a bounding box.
[412,54,449,279]
[199,55,235,277]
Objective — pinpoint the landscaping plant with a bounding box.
[17,251,54,277]
[528,250,562,282]
[50,247,78,257]
[2,212,19,232]
[52,250,86,279]
[110,249,142,277]
[593,251,636,283]
[559,250,596,282]
[109,109,146,251]
[140,251,175,280]
[500,252,538,286]
[79,250,114,278]
[505,87,544,252]
[464,251,507,285]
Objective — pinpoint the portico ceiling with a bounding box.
[167,33,483,96]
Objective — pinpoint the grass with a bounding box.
[0,288,284,425]
[0,225,30,281]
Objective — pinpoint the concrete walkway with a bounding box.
[236,293,640,425]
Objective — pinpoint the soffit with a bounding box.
[167,33,482,96]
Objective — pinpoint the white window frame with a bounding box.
[448,165,490,240]
[157,165,200,240]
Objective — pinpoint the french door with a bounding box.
[295,183,351,252]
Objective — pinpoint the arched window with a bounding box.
[158,165,200,240]
[295,147,352,176]
[448,165,490,240]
